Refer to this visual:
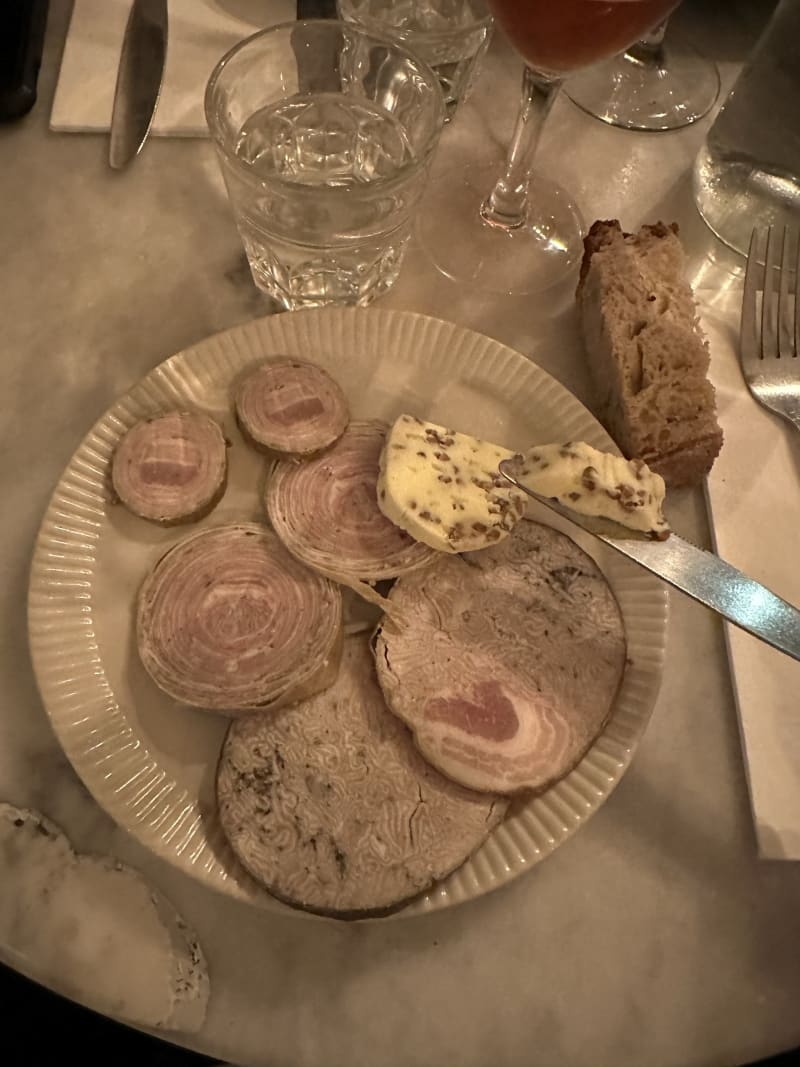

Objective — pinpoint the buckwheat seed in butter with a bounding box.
[377,415,526,553]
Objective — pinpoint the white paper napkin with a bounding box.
[50,0,295,137]
[701,290,800,860]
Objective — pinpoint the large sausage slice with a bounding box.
[137,523,342,714]
[374,520,626,794]
[217,637,507,918]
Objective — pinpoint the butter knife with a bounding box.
[109,0,168,169]
[296,0,338,14]
[498,459,800,662]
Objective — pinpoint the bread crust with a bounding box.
[576,220,722,489]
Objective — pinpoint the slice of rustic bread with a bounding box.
[576,220,723,489]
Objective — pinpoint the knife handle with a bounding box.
[296,1,338,17]
[0,0,49,122]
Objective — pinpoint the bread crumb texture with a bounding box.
[577,220,723,488]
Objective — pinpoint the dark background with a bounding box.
[1,963,220,1065]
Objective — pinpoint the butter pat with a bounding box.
[377,415,526,553]
[513,442,670,539]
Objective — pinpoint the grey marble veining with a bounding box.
[1,2,800,1066]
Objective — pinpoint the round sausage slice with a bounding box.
[265,420,438,609]
[137,523,342,714]
[111,411,228,525]
[235,357,349,456]
[374,520,626,795]
[217,637,508,918]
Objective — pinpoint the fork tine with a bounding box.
[741,227,763,368]
[739,227,800,430]
[778,226,792,358]
[762,225,779,360]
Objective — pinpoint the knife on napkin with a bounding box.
[499,458,800,663]
[109,0,168,168]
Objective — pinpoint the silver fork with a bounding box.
[740,226,800,430]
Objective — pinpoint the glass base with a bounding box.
[693,144,800,258]
[565,42,720,132]
[416,160,585,296]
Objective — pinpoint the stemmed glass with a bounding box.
[565,17,720,131]
[417,0,681,295]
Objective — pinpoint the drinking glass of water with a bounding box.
[337,0,493,121]
[205,20,445,310]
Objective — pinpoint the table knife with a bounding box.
[296,0,338,16]
[109,0,168,169]
[498,460,800,663]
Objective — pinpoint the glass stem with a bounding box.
[624,19,669,68]
[480,66,562,231]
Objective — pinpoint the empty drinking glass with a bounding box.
[337,0,493,121]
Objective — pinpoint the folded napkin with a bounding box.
[701,290,800,860]
[50,0,295,137]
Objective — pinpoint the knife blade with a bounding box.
[498,459,800,663]
[109,0,168,170]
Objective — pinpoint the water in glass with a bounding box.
[205,22,444,310]
[229,94,417,307]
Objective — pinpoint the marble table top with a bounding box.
[2,2,799,1065]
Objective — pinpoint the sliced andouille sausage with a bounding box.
[216,637,508,918]
[374,519,626,795]
[265,420,438,609]
[235,357,349,456]
[111,410,228,526]
[137,523,342,714]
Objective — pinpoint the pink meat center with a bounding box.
[425,680,519,742]
[269,396,325,425]
[140,458,198,486]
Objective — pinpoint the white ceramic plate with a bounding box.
[28,308,667,920]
